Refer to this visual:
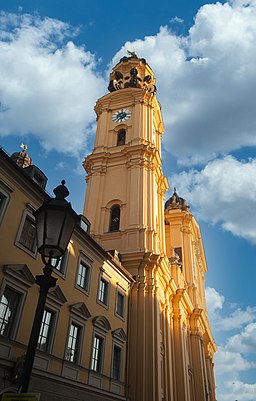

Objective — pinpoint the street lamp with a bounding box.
[18,180,78,393]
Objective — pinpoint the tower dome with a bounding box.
[11,145,32,169]
[165,188,189,210]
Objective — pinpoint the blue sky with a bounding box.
[0,1,256,400]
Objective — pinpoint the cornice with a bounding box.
[94,87,157,118]
[0,148,49,207]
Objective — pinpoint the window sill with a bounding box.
[15,241,37,259]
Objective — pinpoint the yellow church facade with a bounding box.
[83,55,217,401]
[0,55,217,401]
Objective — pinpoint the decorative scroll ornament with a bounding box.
[108,65,157,94]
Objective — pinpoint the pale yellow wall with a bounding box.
[0,157,132,397]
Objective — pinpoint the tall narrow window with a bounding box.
[77,260,90,292]
[66,323,81,363]
[91,335,104,372]
[109,205,120,232]
[0,186,10,225]
[38,309,54,352]
[0,287,21,338]
[112,345,122,380]
[117,129,126,146]
[53,256,62,271]
[116,291,125,317]
[98,277,109,305]
[52,251,68,274]
[19,215,36,252]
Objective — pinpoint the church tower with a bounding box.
[83,55,168,273]
[83,55,217,401]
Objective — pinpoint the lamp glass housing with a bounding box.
[34,200,77,259]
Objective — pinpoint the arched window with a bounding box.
[117,129,126,146]
[109,205,120,232]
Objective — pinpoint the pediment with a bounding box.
[92,316,111,332]
[48,285,67,305]
[69,302,91,320]
[3,264,35,286]
[112,328,127,342]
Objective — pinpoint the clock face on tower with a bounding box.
[112,109,131,123]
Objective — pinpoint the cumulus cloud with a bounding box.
[112,1,256,164]
[206,286,225,316]
[227,322,256,353]
[3,0,256,165]
[0,12,105,155]
[215,346,255,374]
[209,287,256,400]
[171,156,256,243]
[218,380,256,401]
[217,306,256,331]
[206,286,256,331]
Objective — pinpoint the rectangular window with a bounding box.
[98,277,109,305]
[0,186,11,225]
[116,292,125,317]
[91,335,104,373]
[52,256,63,272]
[19,215,36,252]
[0,193,6,211]
[38,309,54,352]
[112,345,122,380]
[51,251,67,274]
[80,216,90,233]
[77,261,90,291]
[0,287,21,338]
[66,323,81,363]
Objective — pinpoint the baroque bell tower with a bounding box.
[83,55,217,401]
[83,55,168,273]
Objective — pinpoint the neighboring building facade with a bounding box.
[0,54,217,401]
[0,148,133,400]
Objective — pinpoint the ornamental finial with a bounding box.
[127,49,138,58]
[20,143,28,151]
[53,180,69,200]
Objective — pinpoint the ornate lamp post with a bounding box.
[18,180,78,393]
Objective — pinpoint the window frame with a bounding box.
[0,285,24,339]
[75,255,92,294]
[97,276,110,308]
[65,320,84,364]
[37,308,56,353]
[51,250,69,277]
[111,344,123,381]
[115,290,125,319]
[79,215,91,233]
[0,284,23,339]
[0,265,34,341]
[116,129,126,146]
[15,209,37,257]
[90,332,105,374]
[109,205,120,232]
[0,181,12,226]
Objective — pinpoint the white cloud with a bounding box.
[112,1,256,164]
[170,16,184,24]
[206,286,256,331]
[3,0,256,165]
[0,12,105,156]
[171,156,256,243]
[217,307,256,331]
[227,322,256,353]
[206,286,225,316]
[218,380,256,401]
[215,346,255,375]
[208,288,256,400]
